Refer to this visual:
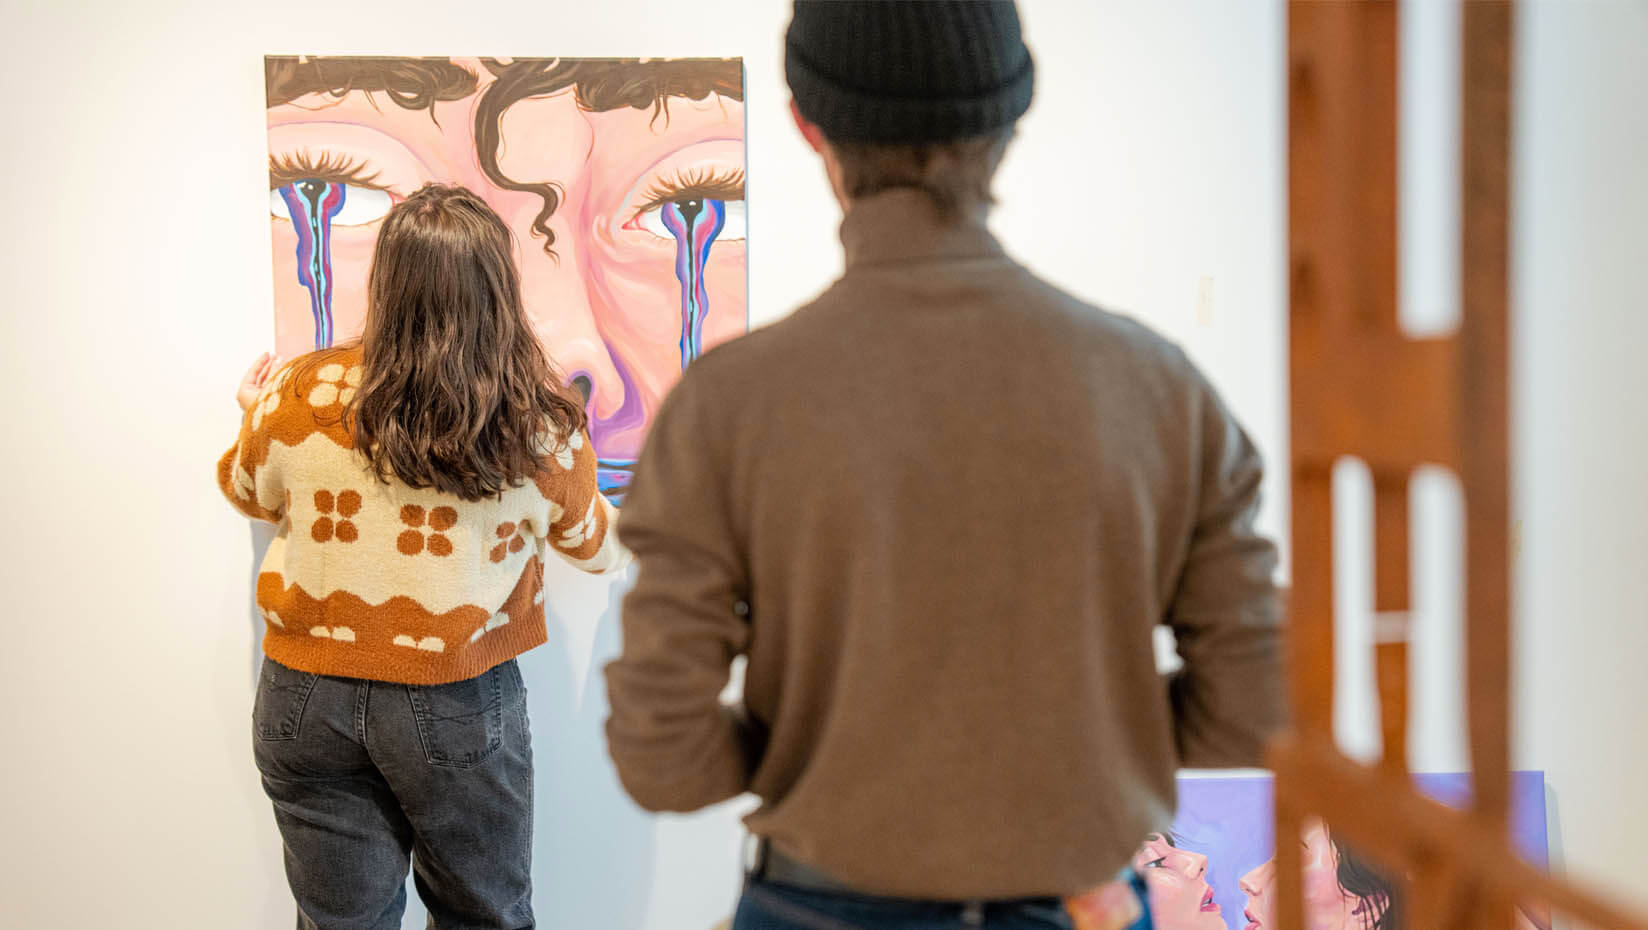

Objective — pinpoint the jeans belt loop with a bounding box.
[742,834,768,877]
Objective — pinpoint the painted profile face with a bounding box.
[265,56,748,501]
[1239,855,1277,930]
[1241,819,1379,930]
[1133,833,1223,930]
[1299,819,1350,926]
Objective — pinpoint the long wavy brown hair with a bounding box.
[345,183,586,500]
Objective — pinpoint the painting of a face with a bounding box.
[1235,820,1382,930]
[1151,773,1547,930]
[1238,856,1276,930]
[1134,833,1225,930]
[1298,819,1349,927]
[265,56,748,501]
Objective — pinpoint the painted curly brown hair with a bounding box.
[264,56,478,117]
[472,58,745,255]
[265,56,745,257]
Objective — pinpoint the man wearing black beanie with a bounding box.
[606,3,1285,929]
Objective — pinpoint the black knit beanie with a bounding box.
[785,0,1035,144]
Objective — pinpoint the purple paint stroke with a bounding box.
[577,356,648,504]
[279,180,346,349]
[659,198,726,370]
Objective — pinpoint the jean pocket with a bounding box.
[408,664,506,768]
[253,658,319,741]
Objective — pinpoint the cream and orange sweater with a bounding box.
[218,346,627,685]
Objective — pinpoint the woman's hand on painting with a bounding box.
[237,352,283,411]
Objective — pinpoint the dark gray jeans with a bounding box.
[253,657,534,930]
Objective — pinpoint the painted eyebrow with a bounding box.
[472,58,745,257]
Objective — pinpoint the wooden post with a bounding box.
[1278,0,1648,927]
[1460,0,1515,836]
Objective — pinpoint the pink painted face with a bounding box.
[1133,833,1224,930]
[266,57,747,500]
[1300,817,1404,930]
[1241,819,1376,930]
[1239,856,1277,930]
[1299,819,1348,927]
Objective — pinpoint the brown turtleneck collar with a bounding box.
[838,189,1007,270]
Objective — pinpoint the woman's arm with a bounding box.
[532,428,631,574]
[216,353,289,523]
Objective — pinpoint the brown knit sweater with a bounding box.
[604,191,1285,900]
[218,345,628,685]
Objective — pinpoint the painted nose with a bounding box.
[1176,849,1208,879]
[520,273,625,429]
[1241,858,1277,896]
[568,373,593,408]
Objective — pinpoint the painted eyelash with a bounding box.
[635,166,745,214]
[268,150,386,191]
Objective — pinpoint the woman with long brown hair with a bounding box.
[219,183,626,927]
[1238,819,1398,930]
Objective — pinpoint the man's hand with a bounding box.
[237,353,282,412]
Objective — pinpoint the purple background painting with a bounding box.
[1169,771,1549,929]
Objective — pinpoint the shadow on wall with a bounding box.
[244,527,660,929]
[514,566,657,930]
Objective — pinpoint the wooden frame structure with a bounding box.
[1276,1,1647,927]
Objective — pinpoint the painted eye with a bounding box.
[633,198,747,242]
[269,180,395,228]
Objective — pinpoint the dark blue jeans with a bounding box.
[253,657,534,930]
[731,876,1122,930]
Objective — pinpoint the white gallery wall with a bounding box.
[1511,0,1648,913]
[0,0,1643,927]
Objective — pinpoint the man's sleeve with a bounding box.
[603,376,758,812]
[1166,373,1287,768]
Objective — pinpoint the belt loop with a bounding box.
[960,900,985,926]
[742,833,769,878]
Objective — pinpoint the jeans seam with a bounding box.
[354,679,371,746]
[255,661,320,741]
[521,663,534,871]
[407,666,506,769]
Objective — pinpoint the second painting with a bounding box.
[265,56,749,501]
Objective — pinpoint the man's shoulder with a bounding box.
[672,270,1200,404]
[650,319,789,433]
[671,318,792,393]
[671,286,845,385]
[1012,270,1196,374]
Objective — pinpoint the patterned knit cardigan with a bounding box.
[218,347,627,685]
